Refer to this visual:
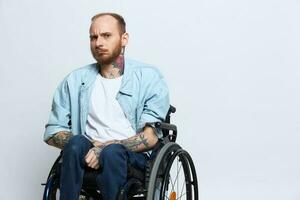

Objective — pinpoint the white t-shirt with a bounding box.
[85,74,136,142]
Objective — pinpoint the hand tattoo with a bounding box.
[91,146,102,158]
[47,131,73,149]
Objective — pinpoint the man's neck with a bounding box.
[100,54,124,79]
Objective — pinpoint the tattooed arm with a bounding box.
[46,131,73,149]
[92,126,158,153]
[91,126,158,153]
[117,126,158,152]
[85,126,157,169]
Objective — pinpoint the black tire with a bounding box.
[146,142,198,200]
[43,154,62,200]
[43,175,99,200]
[43,174,60,200]
[43,153,102,200]
[43,173,102,200]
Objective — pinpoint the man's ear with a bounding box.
[121,33,129,47]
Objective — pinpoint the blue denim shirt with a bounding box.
[44,58,170,141]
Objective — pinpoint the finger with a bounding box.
[85,150,94,163]
[88,155,97,167]
[87,151,98,167]
[90,159,99,169]
[85,150,92,162]
[85,149,93,158]
[94,164,100,170]
[91,157,100,169]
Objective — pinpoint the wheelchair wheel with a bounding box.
[43,174,60,200]
[43,175,97,200]
[147,142,198,200]
[42,157,95,200]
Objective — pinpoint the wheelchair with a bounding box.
[42,106,198,200]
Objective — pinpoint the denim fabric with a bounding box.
[44,58,170,141]
[60,135,148,200]
[60,135,93,200]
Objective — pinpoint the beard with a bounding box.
[92,42,123,65]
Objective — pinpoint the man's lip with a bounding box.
[95,51,108,55]
[96,50,108,54]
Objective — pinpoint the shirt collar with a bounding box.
[82,58,134,96]
[119,58,134,96]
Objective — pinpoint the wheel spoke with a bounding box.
[168,156,187,200]
[176,192,186,200]
[146,143,198,200]
[169,175,175,192]
[170,158,183,192]
[155,183,170,199]
[172,161,183,192]
[173,161,183,186]
[179,176,186,199]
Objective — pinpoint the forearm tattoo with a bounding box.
[118,133,150,152]
[47,131,73,149]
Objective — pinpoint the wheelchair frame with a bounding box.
[42,106,198,200]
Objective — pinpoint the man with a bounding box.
[44,13,169,200]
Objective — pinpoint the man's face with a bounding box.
[89,15,128,65]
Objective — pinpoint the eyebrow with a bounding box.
[101,32,112,35]
[89,34,97,39]
[90,32,112,36]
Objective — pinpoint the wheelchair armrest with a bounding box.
[154,122,177,142]
[168,105,176,115]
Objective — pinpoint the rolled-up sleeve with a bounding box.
[44,77,71,142]
[137,71,170,138]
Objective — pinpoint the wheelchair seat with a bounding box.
[42,105,199,200]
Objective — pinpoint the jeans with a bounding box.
[59,135,148,200]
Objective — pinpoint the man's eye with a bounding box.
[90,36,97,41]
[103,34,111,38]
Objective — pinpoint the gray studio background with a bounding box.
[0,0,299,199]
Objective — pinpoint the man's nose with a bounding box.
[96,37,104,47]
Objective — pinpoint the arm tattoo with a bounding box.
[47,131,73,149]
[119,133,150,152]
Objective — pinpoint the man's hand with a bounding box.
[85,140,117,169]
[84,129,157,169]
[85,146,101,169]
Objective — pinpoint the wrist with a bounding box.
[114,139,121,144]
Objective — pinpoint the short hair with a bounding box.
[91,12,126,34]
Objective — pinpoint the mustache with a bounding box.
[95,47,108,53]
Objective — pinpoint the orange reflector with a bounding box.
[170,191,176,200]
